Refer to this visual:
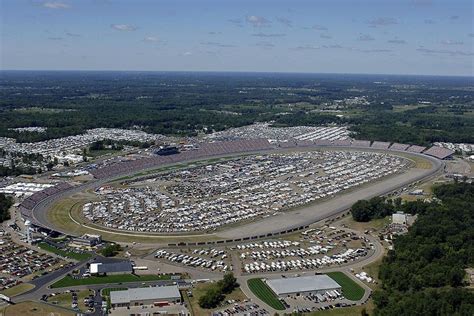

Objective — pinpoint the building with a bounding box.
[71,234,102,247]
[392,212,409,225]
[110,286,181,308]
[266,275,341,297]
[90,261,133,276]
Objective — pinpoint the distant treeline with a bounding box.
[1,72,472,145]
[373,182,474,315]
[0,193,13,223]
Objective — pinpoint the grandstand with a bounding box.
[407,145,426,153]
[389,143,410,151]
[423,146,455,160]
[371,141,391,150]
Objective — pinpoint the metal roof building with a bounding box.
[90,261,133,275]
[110,286,181,307]
[266,275,341,297]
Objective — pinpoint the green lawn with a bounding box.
[247,278,285,310]
[51,274,172,288]
[326,272,365,301]
[38,242,92,261]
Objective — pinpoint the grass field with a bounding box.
[3,301,74,316]
[326,272,365,301]
[38,242,92,261]
[184,282,247,316]
[308,305,368,316]
[247,278,285,310]
[50,274,171,288]
[0,283,35,297]
[49,289,94,312]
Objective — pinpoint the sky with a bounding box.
[1,0,473,76]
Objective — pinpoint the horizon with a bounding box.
[1,0,473,76]
[1,69,473,79]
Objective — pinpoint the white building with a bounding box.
[266,275,341,297]
[110,286,181,308]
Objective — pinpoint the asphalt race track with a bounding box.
[29,145,443,242]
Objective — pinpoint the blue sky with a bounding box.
[1,0,473,75]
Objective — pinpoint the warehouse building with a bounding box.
[90,261,133,276]
[266,275,341,297]
[110,285,181,308]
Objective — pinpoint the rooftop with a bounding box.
[110,286,181,304]
[266,275,341,295]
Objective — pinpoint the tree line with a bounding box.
[372,182,474,315]
[0,193,13,223]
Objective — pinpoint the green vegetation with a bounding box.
[326,272,365,301]
[100,243,122,257]
[1,73,472,146]
[351,196,431,222]
[247,278,285,310]
[0,193,13,223]
[37,242,92,261]
[0,283,35,297]
[198,273,238,309]
[50,274,171,288]
[373,182,474,315]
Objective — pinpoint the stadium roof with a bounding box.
[266,275,341,296]
[110,286,181,304]
[423,146,455,159]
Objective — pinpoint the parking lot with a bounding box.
[0,228,64,291]
[82,150,408,233]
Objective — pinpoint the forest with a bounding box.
[350,197,432,222]
[373,182,474,315]
[0,193,13,223]
[0,71,472,146]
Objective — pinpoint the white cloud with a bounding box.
[42,1,70,9]
[66,32,80,37]
[111,24,137,32]
[357,34,375,41]
[320,34,332,39]
[388,38,407,44]
[276,17,292,27]
[246,15,271,27]
[144,36,159,42]
[312,24,328,31]
[255,41,275,49]
[201,42,236,48]
[367,17,398,27]
[183,51,192,56]
[441,40,463,45]
[294,45,320,50]
[417,47,473,56]
[252,32,286,38]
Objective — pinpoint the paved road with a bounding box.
[29,146,442,243]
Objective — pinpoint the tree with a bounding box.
[220,272,238,294]
[100,243,122,257]
[0,193,13,223]
[198,286,223,309]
